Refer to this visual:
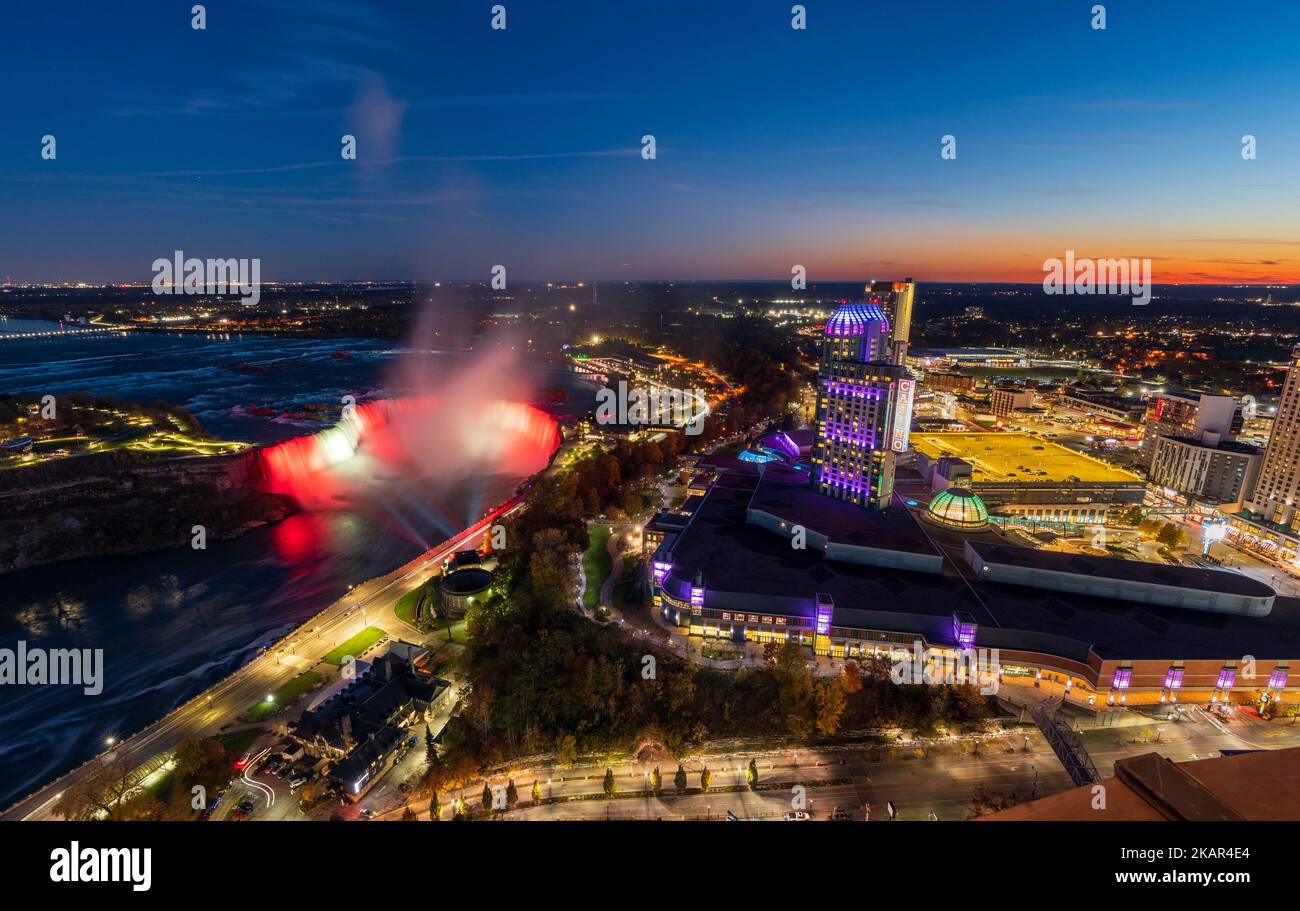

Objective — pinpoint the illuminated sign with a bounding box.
[1269,669,1288,689]
[1215,667,1236,690]
[890,378,915,452]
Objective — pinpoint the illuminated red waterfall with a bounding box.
[256,396,560,504]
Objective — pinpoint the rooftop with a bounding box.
[823,300,889,338]
[967,541,1276,599]
[911,432,1143,485]
[1163,434,1261,455]
[987,748,1300,821]
[659,470,1300,661]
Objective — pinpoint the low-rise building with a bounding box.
[990,385,1034,418]
[1060,387,1143,424]
[1148,435,1261,506]
[290,651,450,801]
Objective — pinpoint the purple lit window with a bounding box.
[652,561,671,583]
[1215,668,1236,690]
[1163,668,1184,690]
[952,612,977,649]
[1269,669,1288,689]
[815,594,834,636]
[1111,668,1132,690]
[690,584,704,609]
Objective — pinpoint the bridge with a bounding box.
[1027,697,1100,788]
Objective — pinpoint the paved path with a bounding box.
[2,499,520,821]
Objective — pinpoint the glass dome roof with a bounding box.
[926,487,989,529]
[824,299,890,337]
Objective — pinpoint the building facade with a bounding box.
[1139,390,1240,466]
[811,299,914,509]
[1149,435,1261,506]
[868,278,914,363]
[990,385,1034,418]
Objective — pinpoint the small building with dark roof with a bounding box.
[290,651,450,800]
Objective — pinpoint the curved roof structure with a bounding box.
[926,487,989,529]
[824,300,889,338]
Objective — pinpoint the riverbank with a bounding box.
[0,448,298,574]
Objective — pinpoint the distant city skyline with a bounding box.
[5,1,1300,284]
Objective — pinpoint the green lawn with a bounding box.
[427,618,468,645]
[213,728,264,760]
[583,524,613,611]
[239,670,325,723]
[323,626,387,665]
[396,581,434,626]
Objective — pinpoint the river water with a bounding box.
[0,328,590,808]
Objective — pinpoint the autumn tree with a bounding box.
[53,754,139,821]
[815,677,847,735]
[773,640,814,737]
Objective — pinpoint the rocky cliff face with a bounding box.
[0,449,298,574]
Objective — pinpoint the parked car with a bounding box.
[784,811,809,821]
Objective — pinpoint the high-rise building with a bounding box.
[1139,390,1241,466]
[868,278,915,363]
[811,298,914,509]
[1243,346,1300,530]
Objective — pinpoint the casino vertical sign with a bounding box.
[889,378,916,452]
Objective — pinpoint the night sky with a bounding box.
[4,0,1300,283]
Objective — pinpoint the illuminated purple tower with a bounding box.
[812,297,914,509]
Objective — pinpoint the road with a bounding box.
[2,496,520,821]
[371,698,1300,821]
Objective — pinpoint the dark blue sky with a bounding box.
[4,1,1300,283]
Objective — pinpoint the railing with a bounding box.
[1027,698,1100,787]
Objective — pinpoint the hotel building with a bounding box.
[1231,345,1300,561]
[810,297,915,510]
[1138,389,1240,467]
